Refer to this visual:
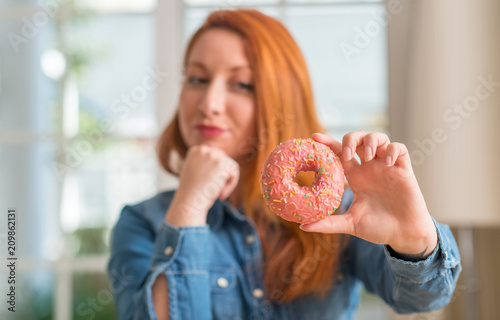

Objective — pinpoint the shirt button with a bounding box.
[246,235,255,244]
[337,273,344,282]
[253,288,264,299]
[164,246,173,256]
[217,277,229,288]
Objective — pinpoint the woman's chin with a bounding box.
[193,140,227,152]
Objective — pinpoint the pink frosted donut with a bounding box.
[260,138,345,224]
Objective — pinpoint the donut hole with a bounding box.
[293,170,315,187]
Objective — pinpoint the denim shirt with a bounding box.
[108,189,462,320]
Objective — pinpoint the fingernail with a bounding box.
[343,147,351,161]
[365,146,373,161]
[299,225,304,230]
[386,155,393,166]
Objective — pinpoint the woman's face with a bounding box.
[178,28,256,162]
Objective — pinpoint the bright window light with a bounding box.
[83,0,157,13]
[41,49,66,80]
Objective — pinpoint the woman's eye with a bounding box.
[236,82,254,91]
[187,76,207,85]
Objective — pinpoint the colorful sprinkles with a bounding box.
[260,138,345,224]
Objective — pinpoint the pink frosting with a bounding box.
[260,138,345,224]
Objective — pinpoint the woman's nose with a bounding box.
[199,78,225,116]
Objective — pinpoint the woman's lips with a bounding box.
[196,124,226,138]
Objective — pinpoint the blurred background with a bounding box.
[0,0,499,319]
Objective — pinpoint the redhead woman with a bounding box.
[108,9,461,320]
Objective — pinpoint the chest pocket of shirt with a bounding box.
[210,266,243,320]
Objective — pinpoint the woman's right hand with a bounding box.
[165,145,240,227]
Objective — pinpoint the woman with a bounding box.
[108,9,461,320]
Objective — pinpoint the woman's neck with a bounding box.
[226,186,241,209]
[226,167,246,209]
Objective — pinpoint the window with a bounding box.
[57,4,160,319]
[0,1,159,319]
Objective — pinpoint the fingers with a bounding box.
[207,148,240,200]
[361,132,390,162]
[219,159,240,200]
[311,133,359,173]
[385,142,411,168]
[364,135,410,168]
[341,130,368,162]
[342,131,392,163]
[182,145,241,202]
[315,131,411,167]
[299,214,354,235]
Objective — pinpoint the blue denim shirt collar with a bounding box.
[207,199,246,231]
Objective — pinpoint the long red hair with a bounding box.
[156,9,345,302]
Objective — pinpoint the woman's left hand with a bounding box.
[300,131,438,259]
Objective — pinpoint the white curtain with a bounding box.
[388,0,500,227]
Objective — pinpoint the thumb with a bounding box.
[299,214,354,235]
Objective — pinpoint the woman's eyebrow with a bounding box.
[187,61,251,72]
[187,61,206,69]
[229,65,251,71]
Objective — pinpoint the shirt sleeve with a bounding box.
[347,218,462,314]
[107,204,213,320]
